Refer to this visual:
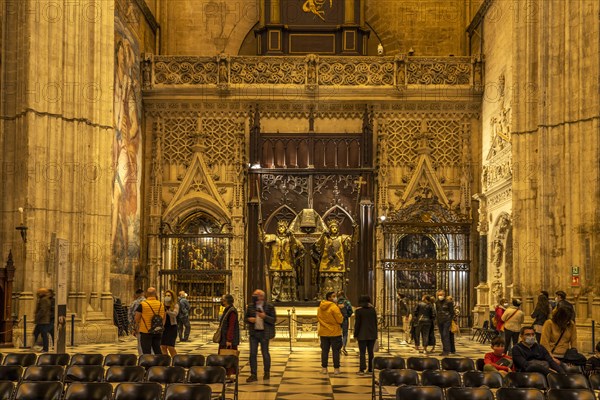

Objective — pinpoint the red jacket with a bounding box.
[484,352,514,372]
[494,306,505,331]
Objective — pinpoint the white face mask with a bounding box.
[332,297,337,303]
[524,336,536,345]
[438,296,445,301]
[164,296,172,305]
[503,303,509,307]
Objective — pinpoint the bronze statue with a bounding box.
[261,220,305,301]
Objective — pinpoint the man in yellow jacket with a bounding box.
[317,291,344,375]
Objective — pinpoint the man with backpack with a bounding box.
[177,291,191,342]
[134,287,166,355]
[337,291,353,355]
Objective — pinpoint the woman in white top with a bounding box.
[501,299,525,354]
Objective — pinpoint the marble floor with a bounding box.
[9,329,491,399]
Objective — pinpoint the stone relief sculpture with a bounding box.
[312,219,358,298]
[261,220,305,302]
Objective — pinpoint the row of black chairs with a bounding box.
[0,381,212,400]
[395,386,596,400]
[1,353,207,369]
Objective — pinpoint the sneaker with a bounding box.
[263,372,270,380]
[246,375,258,383]
[333,368,341,375]
[342,348,348,355]
[321,368,328,375]
[356,371,365,376]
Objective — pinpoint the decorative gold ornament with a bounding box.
[302,0,334,21]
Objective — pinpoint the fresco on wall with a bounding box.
[112,15,142,277]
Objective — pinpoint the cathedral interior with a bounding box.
[0,0,598,348]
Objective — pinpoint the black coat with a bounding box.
[354,305,378,341]
[245,302,277,339]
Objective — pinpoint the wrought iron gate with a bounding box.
[380,197,472,328]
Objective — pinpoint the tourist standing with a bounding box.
[134,287,165,355]
[33,288,52,352]
[435,289,454,356]
[502,299,524,354]
[245,289,276,382]
[218,294,239,379]
[337,291,353,355]
[531,293,551,342]
[554,290,575,321]
[413,295,434,354]
[397,292,410,342]
[317,291,344,375]
[354,294,378,375]
[129,289,145,355]
[177,291,191,342]
[161,289,179,356]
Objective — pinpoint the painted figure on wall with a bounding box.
[261,220,305,302]
[112,22,142,275]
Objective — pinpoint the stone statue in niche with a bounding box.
[312,219,358,298]
[492,239,503,270]
[261,220,305,302]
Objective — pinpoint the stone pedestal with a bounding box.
[472,283,490,328]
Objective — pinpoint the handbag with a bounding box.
[496,357,513,368]
[373,340,380,352]
[451,320,460,334]
[563,348,587,366]
[218,348,240,357]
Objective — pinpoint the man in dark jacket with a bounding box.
[512,326,565,374]
[554,290,575,321]
[33,288,52,352]
[354,295,378,374]
[245,289,276,382]
[435,289,454,356]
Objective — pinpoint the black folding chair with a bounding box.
[420,369,462,388]
[36,353,70,366]
[371,356,406,400]
[69,354,104,366]
[0,365,23,382]
[113,382,163,400]
[446,387,494,400]
[172,354,205,368]
[22,365,64,382]
[138,354,171,369]
[105,366,145,383]
[406,357,440,371]
[378,369,419,399]
[0,381,14,400]
[441,357,475,372]
[547,372,590,389]
[546,388,596,400]
[395,385,443,400]
[103,353,137,367]
[496,387,545,400]
[164,383,211,400]
[63,382,113,400]
[504,371,548,390]
[64,365,105,383]
[13,381,63,400]
[2,353,36,367]
[187,366,227,400]
[206,355,238,400]
[146,366,186,384]
[463,371,503,388]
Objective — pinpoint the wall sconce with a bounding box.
[16,207,27,243]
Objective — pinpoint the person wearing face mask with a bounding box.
[160,289,179,356]
[434,289,454,356]
[511,326,565,374]
[501,299,524,355]
[317,291,344,375]
[245,289,276,383]
[553,290,575,322]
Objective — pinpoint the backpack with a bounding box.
[340,301,353,319]
[144,301,164,334]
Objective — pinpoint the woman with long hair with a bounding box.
[413,295,434,354]
[353,295,378,374]
[218,294,240,378]
[160,289,179,356]
[540,306,577,358]
[531,293,551,342]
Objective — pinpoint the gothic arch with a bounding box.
[162,195,230,231]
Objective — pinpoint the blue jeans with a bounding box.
[320,336,343,368]
[437,320,452,353]
[249,330,271,375]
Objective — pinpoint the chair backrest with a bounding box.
[137,354,171,369]
[172,354,205,368]
[3,353,37,367]
[36,353,70,366]
[0,365,23,382]
[206,354,238,370]
[187,366,226,400]
[475,358,484,371]
[463,371,503,388]
[589,373,600,390]
[496,388,545,400]
[406,357,440,371]
[164,383,211,400]
[14,381,63,400]
[103,354,137,367]
[421,369,462,388]
[546,388,596,400]
[22,365,64,382]
[146,366,186,384]
[65,365,105,383]
[547,372,590,389]
[63,382,114,400]
[379,369,419,387]
[562,364,583,374]
[113,382,163,400]
[505,372,548,390]
[442,357,475,372]
[105,366,146,383]
[0,381,14,400]
[396,385,444,400]
[446,387,494,400]
[372,356,406,371]
[69,354,104,366]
